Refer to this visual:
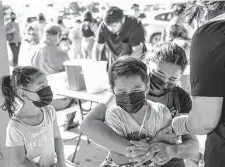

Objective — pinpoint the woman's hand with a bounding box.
[153,126,179,144]
[151,142,177,165]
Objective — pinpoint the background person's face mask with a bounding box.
[23,86,53,108]
[116,91,146,113]
[149,73,175,95]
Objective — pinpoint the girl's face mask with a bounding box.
[22,86,53,108]
[116,91,146,114]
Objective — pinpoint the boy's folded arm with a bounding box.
[148,106,175,144]
[80,103,131,155]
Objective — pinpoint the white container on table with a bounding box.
[82,60,109,94]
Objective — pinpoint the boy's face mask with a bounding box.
[116,91,146,113]
[23,86,53,108]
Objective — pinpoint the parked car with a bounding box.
[142,10,174,45]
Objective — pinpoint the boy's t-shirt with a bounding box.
[105,100,165,142]
[6,105,57,167]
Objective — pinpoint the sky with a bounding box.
[2,0,188,6]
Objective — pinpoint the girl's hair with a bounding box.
[1,66,44,118]
[84,11,93,22]
[147,42,187,72]
[185,0,225,25]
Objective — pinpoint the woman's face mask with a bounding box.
[116,91,146,113]
[149,62,182,96]
[149,73,176,95]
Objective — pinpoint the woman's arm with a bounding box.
[53,117,66,166]
[174,134,199,159]
[5,28,16,34]
[173,97,223,135]
[80,103,131,155]
[9,146,39,167]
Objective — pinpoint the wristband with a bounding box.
[172,115,190,135]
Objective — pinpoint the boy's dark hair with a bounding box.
[131,4,139,9]
[108,57,149,90]
[44,24,62,36]
[84,11,93,22]
[11,12,16,16]
[103,6,124,25]
[149,42,187,72]
[1,66,44,118]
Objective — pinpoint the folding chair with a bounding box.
[56,101,92,163]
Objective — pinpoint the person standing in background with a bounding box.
[69,19,83,59]
[18,25,39,66]
[33,13,47,43]
[5,12,21,67]
[57,16,69,38]
[131,4,146,21]
[92,6,146,65]
[81,11,98,59]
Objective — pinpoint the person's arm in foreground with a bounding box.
[9,146,39,167]
[80,102,131,155]
[172,26,224,135]
[142,134,199,166]
[173,97,223,135]
[53,113,66,167]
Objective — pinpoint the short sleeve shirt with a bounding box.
[190,20,225,97]
[6,105,57,167]
[105,100,165,141]
[96,15,145,57]
[190,19,225,167]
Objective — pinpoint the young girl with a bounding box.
[1,66,66,167]
[102,57,172,167]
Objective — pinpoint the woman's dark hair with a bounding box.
[84,11,93,22]
[148,42,187,72]
[173,4,186,16]
[169,24,188,40]
[185,0,225,25]
[1,66,44,118]
[104,6,124,25]
[108,57,149,90]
